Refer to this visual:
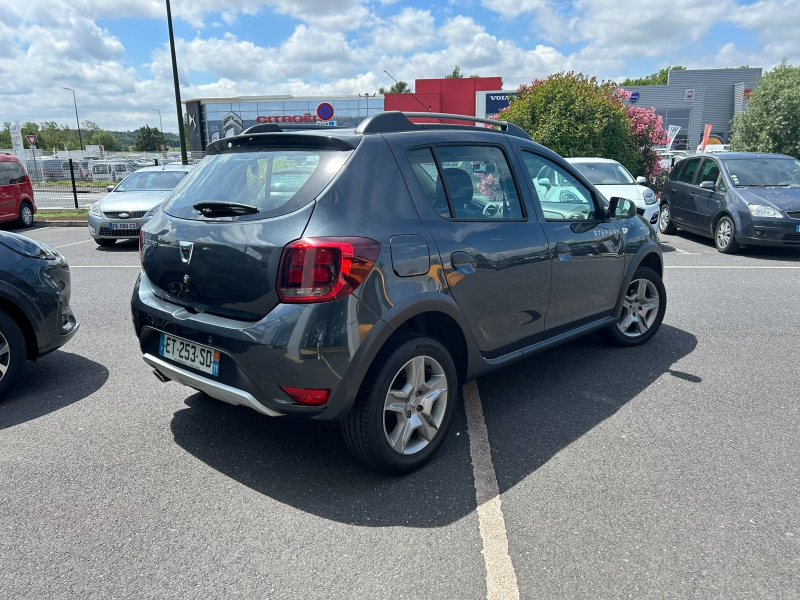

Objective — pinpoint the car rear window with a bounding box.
[163,149,351,221]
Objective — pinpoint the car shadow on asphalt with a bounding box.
[94,240,139,252]
[0,351,109,430]
[664,230,800,260]
[169,324,697,527]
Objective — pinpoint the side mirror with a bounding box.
[699,180,716,190]
[537,177,551,189]
[609,197,638,219]
[107,185,116,192]
[636,176,647,185]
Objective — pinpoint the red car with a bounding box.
[0,154,36,227]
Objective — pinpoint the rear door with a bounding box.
[692,158,725,233]
[516,149,624,334]
[668,157,701,225]
[0,163,14,220]
[392,135,552,358]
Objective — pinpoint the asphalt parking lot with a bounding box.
[1,226,799,599]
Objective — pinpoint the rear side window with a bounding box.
[6,161,25,183]
[163,149,351,221]
[407,145,525,220]
[677,158,700,184]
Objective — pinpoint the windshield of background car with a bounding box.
[722,157,800,187]
[571,162,635,185]
[163,149,351,221]
[115,171,187,192]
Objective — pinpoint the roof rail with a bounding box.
[355,111,532,140]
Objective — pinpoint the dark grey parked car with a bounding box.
[659,152,800,252]
[132,111,666,473]
[0,231,79,398]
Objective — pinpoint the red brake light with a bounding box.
[277,237,381,303]
[280,386,330,406]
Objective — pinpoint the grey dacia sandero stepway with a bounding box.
[132,111,666,473]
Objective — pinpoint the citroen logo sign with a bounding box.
[179,241,194,264]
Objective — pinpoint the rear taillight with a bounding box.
[277,237,380,303]
[280,386,330,406]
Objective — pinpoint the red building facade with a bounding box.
[383,77,503,121]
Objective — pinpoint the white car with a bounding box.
[566,157,660,230]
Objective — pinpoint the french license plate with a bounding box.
[110,222,139,230]
[159,333,220,376]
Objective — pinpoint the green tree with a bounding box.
[1,122,12,148]
[445,66,463,79]
[502,72,639,173]
[730,60,800,159]
[379,81,411,94]
[133,125,167,151]
[620,66,686,86]
[88,129,121,152]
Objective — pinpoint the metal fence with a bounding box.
[3,149,205,209]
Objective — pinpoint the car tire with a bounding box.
[600,267,666,347]
[714,216,740,254]
[0,311,27,401]
[95,238,116,247]
[659,201,677,234]
[341,333,458,474]
[18,201,34,228]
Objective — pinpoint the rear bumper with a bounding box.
[131,272,380,420]
[144,354,284,417]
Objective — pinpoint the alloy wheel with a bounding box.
[659,205,670,233]
[21,206,33,226]
[617,278,660,337]
[383,355,448,455]
[717,219,732,249]
[0,332,11,382]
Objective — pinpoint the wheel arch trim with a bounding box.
[613,242,663,318]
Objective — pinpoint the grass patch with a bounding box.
[36,210,88,221]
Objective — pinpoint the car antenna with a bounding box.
[383,71,443,123]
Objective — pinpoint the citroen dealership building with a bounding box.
[184,68,762,153]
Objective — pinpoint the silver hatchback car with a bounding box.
[88,165,193,246]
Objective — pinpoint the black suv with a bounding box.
[132,112,666,473]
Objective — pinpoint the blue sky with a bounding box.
[1,0,798,132]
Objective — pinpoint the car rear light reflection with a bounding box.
[139,229,144,263]
[277,237,381,303]
[280,386,330,406]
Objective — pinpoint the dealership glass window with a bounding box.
[238,102,258,111]
[656,108,692,150]
[206,103,232,112]
[258,102,285,111]
[283,101,309,112]
[333,100,359,110]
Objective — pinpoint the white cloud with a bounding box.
[370,8,436,54]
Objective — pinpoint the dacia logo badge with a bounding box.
[118,212,129,219]
[179,241,194,264]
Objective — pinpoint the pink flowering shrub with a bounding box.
[476,173,502,200]
[625,103,671,180]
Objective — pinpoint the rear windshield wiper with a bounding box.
[192,201,259,215]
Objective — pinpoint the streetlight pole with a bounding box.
[165,0,188,165]
[63,87,84,151]
[152,109,163,133]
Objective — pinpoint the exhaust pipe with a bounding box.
[153,369,171,383]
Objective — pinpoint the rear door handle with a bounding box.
[450,251,476,274]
